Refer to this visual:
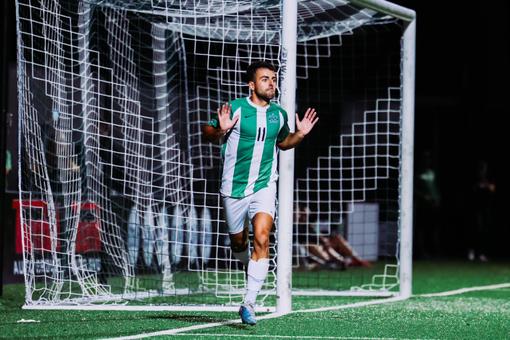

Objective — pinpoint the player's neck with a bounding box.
[249,93,270,108]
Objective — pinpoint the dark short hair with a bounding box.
[246,61,277,83]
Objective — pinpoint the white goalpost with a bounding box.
[15,0,415,313]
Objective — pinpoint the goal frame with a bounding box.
[15,0,416,314]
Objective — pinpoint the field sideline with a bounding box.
[1,261,509,339]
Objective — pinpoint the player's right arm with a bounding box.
[202,102,239,143]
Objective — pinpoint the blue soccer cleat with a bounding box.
[239,303,257,325]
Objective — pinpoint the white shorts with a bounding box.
[222,182,277,235]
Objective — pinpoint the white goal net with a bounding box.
[16,0,415,310]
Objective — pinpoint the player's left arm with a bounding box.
[277,108,318,150]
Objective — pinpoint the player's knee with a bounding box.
[254,233,269,251]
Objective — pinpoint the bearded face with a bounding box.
[249,68,277,102]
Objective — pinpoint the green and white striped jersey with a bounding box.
[208,97,290,198]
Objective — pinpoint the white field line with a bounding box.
[104,297,406,340]
[103,312,285,340]
[104,282,510,340]
[293,295,406,313]
[417,282,510,297]
[148,333,437,340]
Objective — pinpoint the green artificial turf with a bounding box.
[1,261,509,339]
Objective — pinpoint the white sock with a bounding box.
[244,258,269,305]
[232,247,251,267]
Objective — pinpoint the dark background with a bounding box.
[392,0,509,259]
[1,1,509,288]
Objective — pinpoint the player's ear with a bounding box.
[248,80,255,91]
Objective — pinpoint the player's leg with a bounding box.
[229,226,250,267]
[251,212,273,260]
[240,212,272,325]
[238,184,276,325]
[222,196,250,267]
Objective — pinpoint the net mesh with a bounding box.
[16,0,404,308]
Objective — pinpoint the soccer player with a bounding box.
[202,61,318,325]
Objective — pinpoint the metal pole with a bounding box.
[277,0,297,314]
[399,17,416,299]
[351,0,415,21]
[0,0,14,296]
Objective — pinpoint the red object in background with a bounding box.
[74,202,102,253]
[12,200,60,254]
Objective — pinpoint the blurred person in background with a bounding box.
[414,150,441,259]
[467,160,496,262]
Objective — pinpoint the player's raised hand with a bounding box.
[218,102,239,133]
[296,108,318,136]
